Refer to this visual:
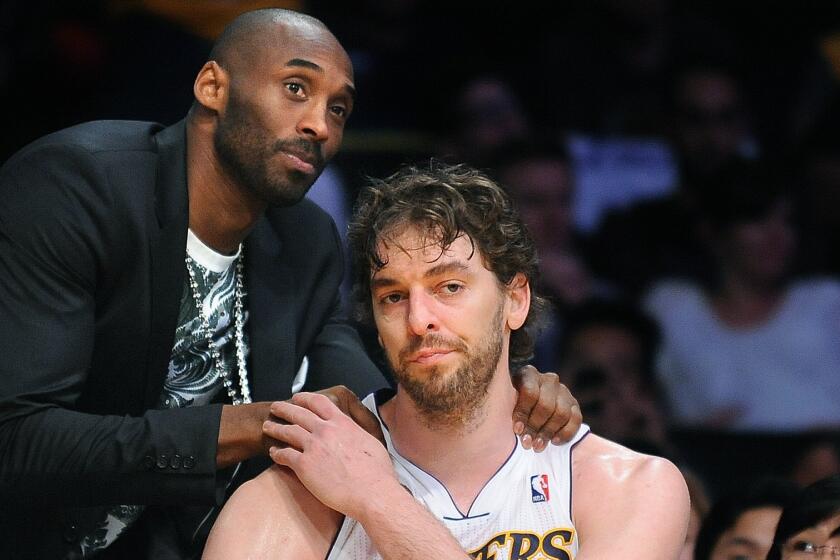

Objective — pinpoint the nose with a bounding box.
[407,291,438,336]
[296,101,329,143]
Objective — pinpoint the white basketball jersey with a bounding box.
[327,391,590,560]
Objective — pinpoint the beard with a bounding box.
[213,93,325,207]
[389,303,505,430]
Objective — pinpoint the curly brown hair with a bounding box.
[348,161,547,366]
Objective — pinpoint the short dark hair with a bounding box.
[348,161,547,366]
[559,298,661,383]
[766,475,840,560]
[694,477,799,560]
[696,159,791,231]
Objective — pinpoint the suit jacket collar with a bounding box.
[243,220,296,402]
[145,120,190,407]
[141,119,299,406]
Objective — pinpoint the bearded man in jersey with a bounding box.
[203,163,690,559]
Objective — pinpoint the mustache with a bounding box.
[398,333,468,362]
[272,138,325,167]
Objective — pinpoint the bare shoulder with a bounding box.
[572,434,686,493]
[203,465,343,560]
[571,435,690,559]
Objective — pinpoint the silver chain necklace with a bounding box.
[185,249,251,405]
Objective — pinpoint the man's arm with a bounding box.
[203,465,343,559]
[572,435,690,559]
[203,463,470,560]
[263,393,473,559]
[0,143,228,506]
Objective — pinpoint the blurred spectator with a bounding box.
[694,477,799,560]
[587,62,757,297]
[668,61,758,180]
[796,95,840,277]
[492,138,605,369]
[558,299,670,452]
[789,436,840,489]
[495,139,603,309]
[767,475,840,560]
[681,466,712,560]
[438,75,531,169]
[533,0,674,136]
[644,161,840,431]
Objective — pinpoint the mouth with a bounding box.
[409,348,455,364]
[278,150,318,174]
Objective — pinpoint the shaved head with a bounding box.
[208,9,341,75]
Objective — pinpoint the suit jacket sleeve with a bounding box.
[0,141,223,507]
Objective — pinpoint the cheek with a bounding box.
[325,128,344,158]
[373,314,404,350]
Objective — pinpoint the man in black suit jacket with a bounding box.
[0,8,580,559]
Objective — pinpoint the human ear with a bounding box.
[193,61,228,113]
[505,273,530,331]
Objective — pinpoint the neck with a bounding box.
[380,365,518,512]
[186,117,266,254]
[713,270,785,327]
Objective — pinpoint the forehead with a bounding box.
[253,21,353,83]
[791,512,840,541]
[373,227,484,276]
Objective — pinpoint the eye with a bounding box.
[380,293,404,305]
[791,540,816,552]
[330,105,347,118]
[285,82,306,97]
[440,283,463,295]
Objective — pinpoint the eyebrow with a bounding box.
[724,537,758,548]
[371,260,472,290]
[285,58,322,71]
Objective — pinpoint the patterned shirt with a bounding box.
[78,230,249,556]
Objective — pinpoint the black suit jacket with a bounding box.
[0,120,386,558]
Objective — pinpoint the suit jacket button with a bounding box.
[141,455,155,471]
[183,455,196,470]
[157,455,169,470]
[170,454,182,469]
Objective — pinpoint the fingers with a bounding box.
[524,372,561,451]
[269,445,300,469]
[511,365,540,436]
[314,385,355,414]
[262,420,311,451]
[290,391,343,420]
[551,401,582,446]
[310,387,384,443]
[513,366,586,452]
[550,383,582,446]
[268,392,341,435]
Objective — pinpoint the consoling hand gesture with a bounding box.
[263,365,581,456]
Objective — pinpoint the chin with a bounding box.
[260,179,313,208]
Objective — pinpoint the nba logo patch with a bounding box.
[530,474,550,503]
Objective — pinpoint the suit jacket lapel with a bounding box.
[144,120,189,408]
[244,219,296,402]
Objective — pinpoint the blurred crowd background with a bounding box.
[4,0,840,553]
